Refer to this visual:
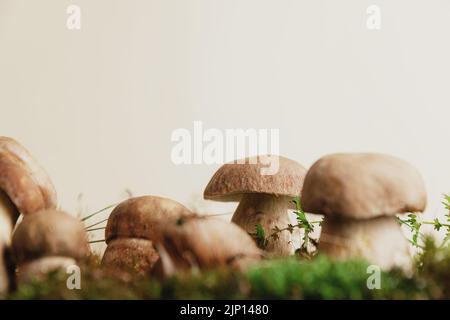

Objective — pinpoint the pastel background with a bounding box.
[1,0,449,252]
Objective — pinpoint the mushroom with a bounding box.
[0,137,57,294]
[102,195,192,274]
[301,153,427,270]
[154,215,262,278]
[203,155,307,255]
[12,209,89,282]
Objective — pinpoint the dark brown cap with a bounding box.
[204,155,307,202]
[105,196,193,243]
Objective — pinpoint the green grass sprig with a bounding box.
[249,197,322,257]
[397,194,450,248]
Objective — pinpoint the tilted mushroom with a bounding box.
[102,196,193,274]
[12,209,89,283]
[154,215,262,277]
[0,137,57,294]
[204,155,307,255]
[301,153,427,270]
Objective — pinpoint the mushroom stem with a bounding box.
[17,256,76,284]
[232,193,299,255]
[319,215,412,271]
[0,190,20,245]
[0,190,19,296]
[102,238,159,275]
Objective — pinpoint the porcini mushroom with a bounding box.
[203,155,307,255]
[102,195,192,274]
[12,209,89,282]
[154,215,262,277]
[0,137,57,294]
[301,153,427,270]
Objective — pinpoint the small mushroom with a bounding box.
[0,137,57,294]
[154,215,262,277]
[102,196,192,274]
[12,209,89,282]
[301,153,427,270]
[204,155,307,255]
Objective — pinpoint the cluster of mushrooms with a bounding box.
[0,136,427,296]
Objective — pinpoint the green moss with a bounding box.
[7,240,450,300]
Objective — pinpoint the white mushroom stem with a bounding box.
[17,256,76,284]
[319,215,412,271]
[0,190,19,296]
[232,194,299,255]
[0,191,19,245]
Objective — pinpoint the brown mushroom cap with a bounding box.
[12,209,89,264]
[157,216,262,271]
[301,153,427,219]
[204,155,307,202]
[0,137,57,215]
[105,196,193,243]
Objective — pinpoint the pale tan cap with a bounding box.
[301,153,427,219]
[204,155,307,201]
[12,209,89,264]
[0,137,57,215]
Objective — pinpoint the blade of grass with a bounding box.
[89,239,106,244]
[203,212,233,217]
[81,203,117,221]
[86,227,106,232]
[85,218,109,230]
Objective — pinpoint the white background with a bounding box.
[1,1,449,251]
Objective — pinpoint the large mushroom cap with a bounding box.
[302,153,427,219]
[157,216,262,271]
[203,155,307,202]
[105,196,193,243]
[12,209,89,264]
[0,137,57,214]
